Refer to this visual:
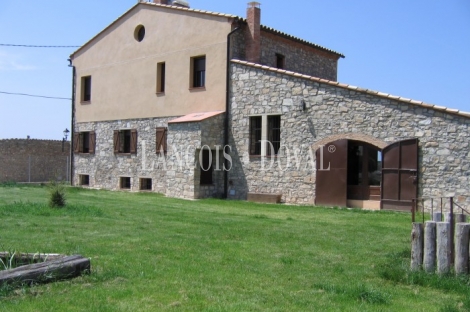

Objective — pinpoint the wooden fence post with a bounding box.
[411,223,424,271]
[455,223,470,275]
[423,221,436,273]
[437,222,451,274]
[432,212,442,222]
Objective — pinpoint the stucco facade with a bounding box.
[71,1,469,210]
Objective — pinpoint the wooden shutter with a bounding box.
[156,127,167,154]
[89,131,96,154]
[130,129,138,154]
[73,133,80,153]
[113,130,120,154]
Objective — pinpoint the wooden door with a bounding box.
[315,139,348,207]
[381,139,419,211]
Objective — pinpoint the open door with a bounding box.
[315,139,348,207]
[381,138,418,211]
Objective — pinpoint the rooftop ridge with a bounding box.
[231,59,470,119]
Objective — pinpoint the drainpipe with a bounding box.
[224,20,241,199]
[68,58,76,186]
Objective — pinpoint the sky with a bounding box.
[0,0,469,140]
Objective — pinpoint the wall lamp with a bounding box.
[301,99,307,111]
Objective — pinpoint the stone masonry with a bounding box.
[0,139,70,183]
[227,61,470,205]
[74,113,225,199]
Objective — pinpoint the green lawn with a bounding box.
[0,184,468,311]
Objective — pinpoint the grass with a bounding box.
[0,185,469,311]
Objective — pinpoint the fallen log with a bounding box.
[0,255,90,286]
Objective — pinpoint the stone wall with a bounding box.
[74,113,225,199]
[230,26,339,81]
[0,139,70,183]
[74,117,172,193]
[228,61,470,205]
[260,31,338,81]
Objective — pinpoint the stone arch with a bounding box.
[311,133,387,152]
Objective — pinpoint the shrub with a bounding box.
[48,181,67,208]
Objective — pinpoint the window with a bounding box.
[156,127,167,153]
[267,115,281,156]
[249,115,281,156]
[140,178,152,191]
[73,131,95,154]
[81,76,92,102]
[157,62,166,93]
[134,25,145,42]
[191,56,206,88]
[79,175,90,186]
[276,54,285,69]
[249,116,262,156]
[120,177,131,189]
[200,149,213,185]
[113,129,137,154]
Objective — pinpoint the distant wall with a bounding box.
[0,139,70,183]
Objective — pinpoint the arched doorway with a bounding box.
[315,138,418,210]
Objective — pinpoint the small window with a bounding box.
[81,76,92,102]
[200,149,213,185]
[113,129,137,154]
[267,115,281,156]
[157,62,165,93]
[140,178,152,191]
[276,54,285,69]
[120,177,131,190]
[191,56,206,88]
[249,116,262,156]
[73,131,95,154]
[135,25,145,42]
[79,175,90,186]
[156,127,167,154]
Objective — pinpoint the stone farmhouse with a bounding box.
[70,0,470,211]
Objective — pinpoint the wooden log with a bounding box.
[437,222,451,274]
[454,214,467,223]
[432,212,442,222]
[423,221,436,273]
[411,223,424,271]
[455,223,470,275]
[0,255,90,286]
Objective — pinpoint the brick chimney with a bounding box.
[153,0,168,4]
[246,2,261,63]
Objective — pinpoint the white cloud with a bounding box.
[0,50,36,71]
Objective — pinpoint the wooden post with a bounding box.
[411,223,424,271]
[423,221,436,273]
[454,214,467,223]
[455,223,470,275]
[437,222,451,274]
[433,212,442,222]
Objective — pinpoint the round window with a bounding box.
[135,25,145,42]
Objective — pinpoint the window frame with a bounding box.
[275,53,285,69]
[120,177,131,190]
[157,62,165,94]
[190,56,206,89]
[79,174,90,186]
[139,178,152,191]
[73,131,95,154]
[267,115,281,156]
[81,76,92,103]
[249,116,262,156]
[113,129,137,155]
